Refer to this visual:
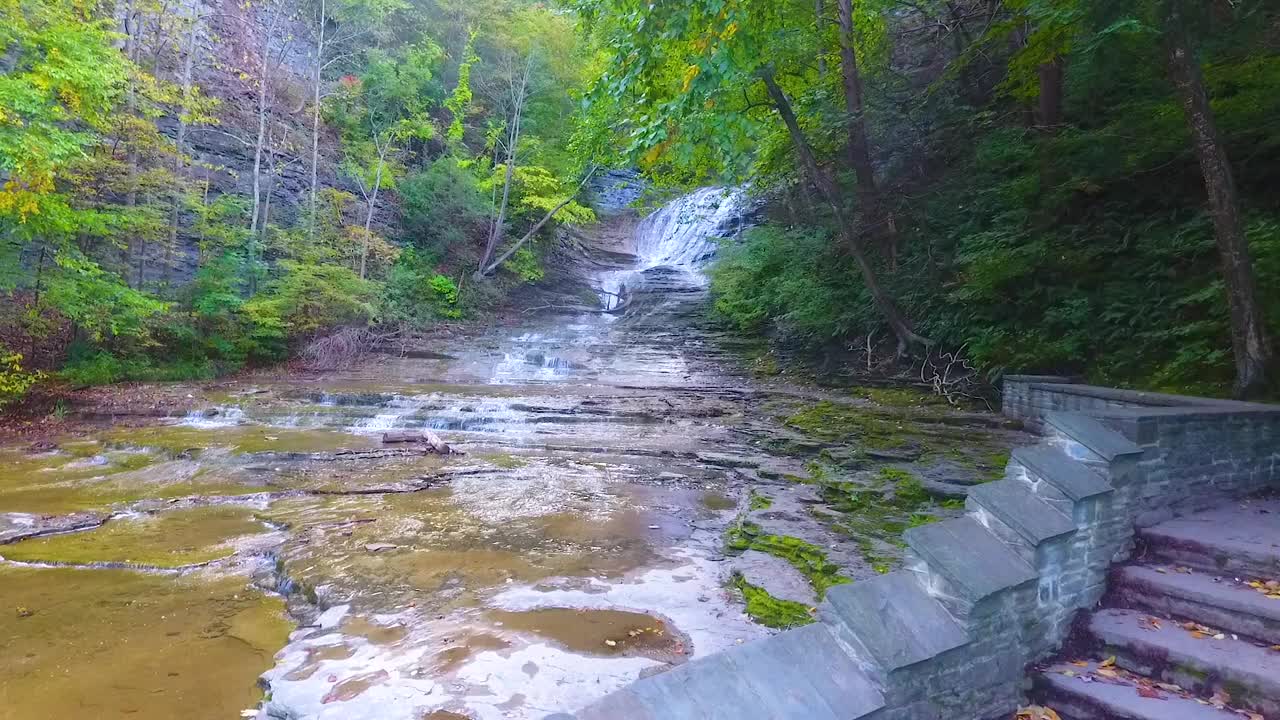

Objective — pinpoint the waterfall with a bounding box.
[599,187,748,310]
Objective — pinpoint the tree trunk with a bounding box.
[835,0,876,197]
[360,139,389,280]
[309,0,326,241]
[761,71,927,355]
[479,59,530,274]
[1164,1,1272,398]
[1036,58,1063,129]
[249,8,279,295]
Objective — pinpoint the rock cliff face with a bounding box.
[135,0,348,285]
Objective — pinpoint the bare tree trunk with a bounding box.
[1165,1,1272,398]
[249,6,282,295]
[359,135,390,280]
[121,0,143,287]
[761,71,927,355]
[835,0,876,197]
[479,55,532,273]
[309,0,326,241]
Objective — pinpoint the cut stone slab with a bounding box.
[720,624,884,719]
[731,550,818,606]
[1112,565,1280,644]
[1138,498,1280,578]
[1011,445,1111,502]
[1045,411,1142,461]
[905,517,1037,604]
[821,571,968,672]
[1036,662,1245,720]
[967,479,1075,546]
[1087,608,1280,717]
[575,624,884,720]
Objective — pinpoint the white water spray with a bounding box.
[598,187,748,310]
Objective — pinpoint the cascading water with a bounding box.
[598,187,748,311]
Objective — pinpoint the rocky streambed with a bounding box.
[0,189,1028,720]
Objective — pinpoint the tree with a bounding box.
[1162,0,1272,397]
[304,0,405,241]
[331,43,441,278]
[246,0,296,293]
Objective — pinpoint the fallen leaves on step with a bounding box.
[1099,656,1116,668]
[1138,616,1162,631]
[1015,705,1061,720]
[1246,578,1280,599]
[1136,686,1163,699]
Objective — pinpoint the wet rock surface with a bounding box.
[0,190,1028,720]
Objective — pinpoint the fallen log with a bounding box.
[380,430,460,455]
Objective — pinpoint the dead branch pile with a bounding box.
[298,327,403,370]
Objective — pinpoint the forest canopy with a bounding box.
[1,0,1276,402]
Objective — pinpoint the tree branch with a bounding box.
[479,166,598,278]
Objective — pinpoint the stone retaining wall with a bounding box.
[556,382,1280,720]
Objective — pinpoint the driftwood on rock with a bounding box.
[381,430,459,455]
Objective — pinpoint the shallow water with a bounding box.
[0,189,774,720]
[0,189,1022,719]
[0,566,290,720]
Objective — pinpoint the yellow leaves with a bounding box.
[681,64,700,92]
[0,171,55,222]
[1015,706,1061,720]
[1088,657,1117,678]
[1246,579,1280,599]
[720,21,739,41]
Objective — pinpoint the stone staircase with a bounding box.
[1035,497,1280,720]
[554,386,1280,720]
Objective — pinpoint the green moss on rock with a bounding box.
[732,573,814,629]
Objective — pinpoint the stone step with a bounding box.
[572,624,884,720]
[821,571,968,674]
[1112,565,1280,645]
[967,479,1075,556]
[1009,446,1112,521]
[1036,662,1247,720]
[1086,608,1280,717]
[1044,411,1143,463]
[904,516,1037,609]
[1137,498,1280,578]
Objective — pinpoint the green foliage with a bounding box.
[246,262,380,342]
[503,245,544,283]
[0,349,41,407]
[383,249,462,325]
[399,161,490,256]
[708,47,1280,394]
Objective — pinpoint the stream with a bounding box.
[0,185,1026,720]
